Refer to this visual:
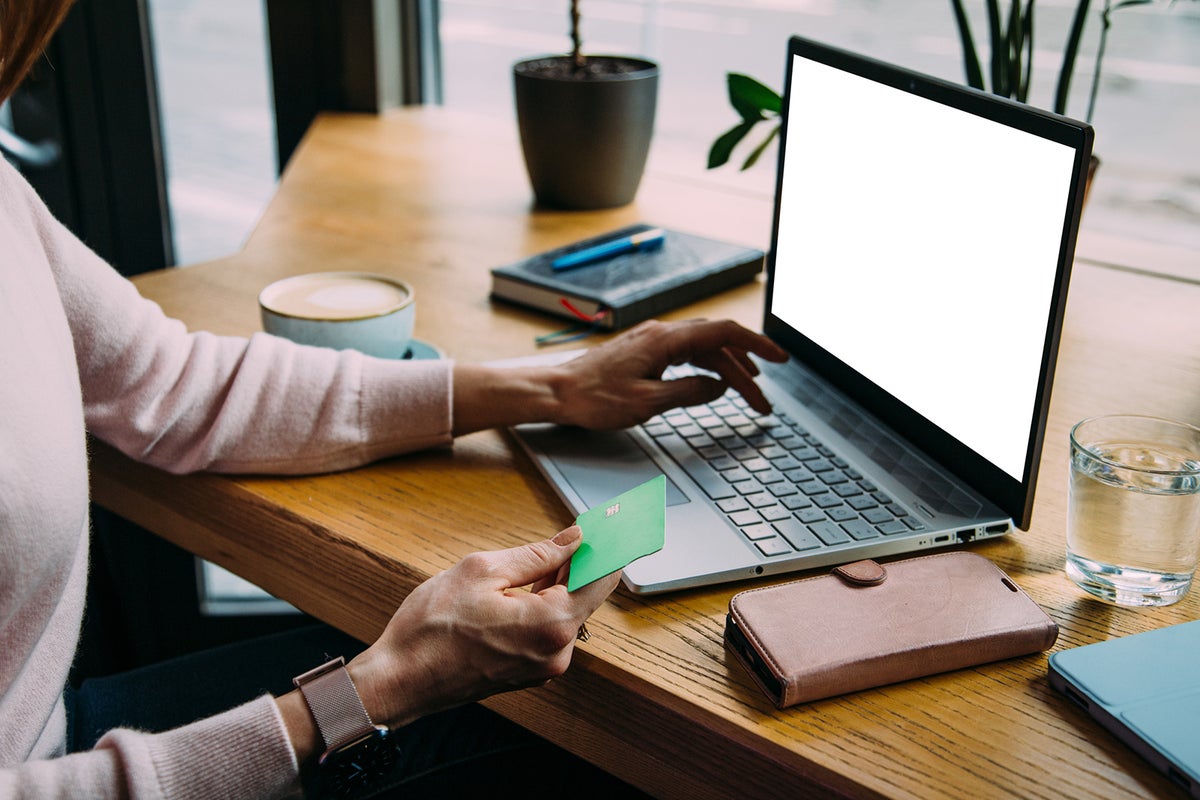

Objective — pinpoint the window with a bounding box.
[439,0,1200,260]
[147,0,277,265]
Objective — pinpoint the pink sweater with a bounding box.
[0,157,455,797]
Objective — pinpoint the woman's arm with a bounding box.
[451,318,788,435]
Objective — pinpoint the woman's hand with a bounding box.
[549,318,788,430]
[452,318,788,434]
[345,525,619,730]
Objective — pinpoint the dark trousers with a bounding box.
[64,623,647,798]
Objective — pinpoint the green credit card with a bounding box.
[567,474,667,592]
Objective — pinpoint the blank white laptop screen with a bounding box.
[771,55,1078,481]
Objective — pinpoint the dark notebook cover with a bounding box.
[489,224,764,329]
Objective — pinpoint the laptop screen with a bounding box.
[765,36,1093,526]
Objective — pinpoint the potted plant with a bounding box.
[513,0,659,209]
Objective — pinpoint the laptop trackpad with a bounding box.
[523,427,689,509]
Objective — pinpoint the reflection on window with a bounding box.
[439,0,1200,259]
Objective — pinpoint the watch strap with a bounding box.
[292,656,376,751]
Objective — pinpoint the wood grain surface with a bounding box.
[91,107,1200,799]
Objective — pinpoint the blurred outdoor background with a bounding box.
[149,0,1199,266]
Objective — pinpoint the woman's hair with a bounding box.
[0,1,76,102]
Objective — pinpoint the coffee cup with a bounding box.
[259,272,415,359]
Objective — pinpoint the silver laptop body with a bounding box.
[511,35,1093,594]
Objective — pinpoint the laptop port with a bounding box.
[986,523,1009,534]
[934,534,950,543]
[956,529,974,543]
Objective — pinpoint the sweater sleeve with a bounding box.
[39,210,454,475]
[0,697,300,800]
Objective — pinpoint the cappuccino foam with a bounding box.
[263,274,410,320]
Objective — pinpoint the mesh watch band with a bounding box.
[292,656,375,751]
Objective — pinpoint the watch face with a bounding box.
[319,726,403,799]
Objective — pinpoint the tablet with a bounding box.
[1048,620,1200,797]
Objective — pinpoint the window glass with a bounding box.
[440,0,1200,258]
[147,0,277,265]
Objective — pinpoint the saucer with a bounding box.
[399,339,444,360]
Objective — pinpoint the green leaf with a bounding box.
[1055,0,1092,114]
[1017,0,1035,102]
[727,73,782,121]
[985,0,1006,96]
[707,120,758,169]
[948,0,985,90]
[740,124,781,171]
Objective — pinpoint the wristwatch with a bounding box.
[293,656,403,798]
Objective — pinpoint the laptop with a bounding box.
[511,35,1094,594]
[1049,621,1200,797]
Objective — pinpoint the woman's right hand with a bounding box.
[345,525,620,730]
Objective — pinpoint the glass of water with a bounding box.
[1066,414,1200,607]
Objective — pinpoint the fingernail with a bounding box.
[553,525,581,546]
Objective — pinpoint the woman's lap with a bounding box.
[64,622,646,798]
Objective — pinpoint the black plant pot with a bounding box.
[513,55,659,210]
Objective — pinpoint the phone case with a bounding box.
[725,552,1059,707]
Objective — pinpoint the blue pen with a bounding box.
[551,228,666,271]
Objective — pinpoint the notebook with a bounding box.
[510,35,1093,594]
[489,224,764,330]
[1049,621,1200,797]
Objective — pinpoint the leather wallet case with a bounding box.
[725,552,1059,707]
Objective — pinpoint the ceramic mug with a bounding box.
[259,272,415,359]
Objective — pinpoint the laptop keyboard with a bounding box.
[639,368,926,559]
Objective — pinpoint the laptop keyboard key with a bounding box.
[746,492,776,508]
[758,444,788,460]
[717,497,749,513]
[723,467,752,483]
[798,480,828,497]
[761,506,793,523]
[729,510,762,527]
[817,470,847,485]
[774,519,821,551]
[810,521,850,546]
[742,523,776,541]
[861,507,894,523]
[735,481,764,496]
[755,537,792,557]
[877,520,910,535]
[826,507,857,522]
[643,421,671,437]
[843,519,880,540]
[709,455,739,471]
[796,507,826,524]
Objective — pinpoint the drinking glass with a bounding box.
[1066,414,1200,607]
